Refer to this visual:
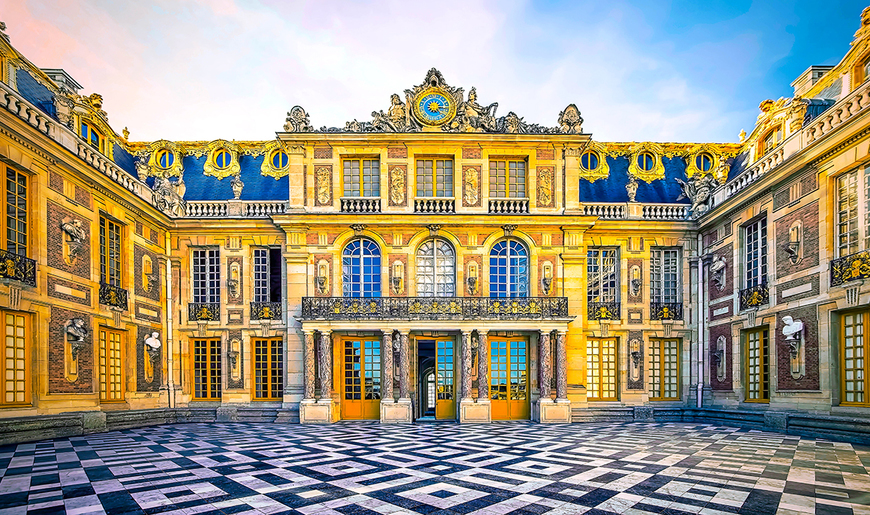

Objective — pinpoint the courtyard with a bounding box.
[0,422,867,515]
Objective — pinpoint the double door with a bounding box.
[341,338,381,419]
[490,337,529,420]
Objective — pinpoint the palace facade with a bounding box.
[1,11,870,440]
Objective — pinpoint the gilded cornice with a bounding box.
[593,141,742,184]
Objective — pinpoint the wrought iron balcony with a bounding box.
[588,301,620,320]
[251,301,282,320]
[99,283,128,310]
[831,250,870,287]
[739,283,769,311]
[0,249,36,287]
[301,296,569,321]
[650,302,683,321]
[189,302,220,321]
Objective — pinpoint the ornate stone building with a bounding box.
[1,11,870,440]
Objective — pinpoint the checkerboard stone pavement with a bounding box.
[0,421,868,515]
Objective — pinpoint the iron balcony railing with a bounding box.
[588,301,620,320]
[301,296,569,321]
[251,301,282,320]
[831,250,870,287]
[189,302,220,321]
[739,282,769,311]
[650,302,683,321]
[99,283,128,311]
[0,249,36,287]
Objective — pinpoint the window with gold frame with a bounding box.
[760,125,783,155]
[842,309,869,406]
[1,163,28,257]
[745,327,770,403]
[343,158,380,198]
[99,215,122,287]
[416,159,453,197]
[253,338,283,400]
[649,338,680,401]
[193,339,222,400]
[586,337,618,401]
[1,310,30,406]
[489,159,526,198]
[81,120,105,154]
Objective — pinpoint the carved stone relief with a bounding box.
[462,166,481,207]
[388,166,407,207]
[314,166,332,206]
[61,218,86,265]
[537,166,554,208]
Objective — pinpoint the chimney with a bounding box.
[40,68,83,95]
[791,65,834,97]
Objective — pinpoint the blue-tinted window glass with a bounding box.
[581,152,599,170]
[159,150,174,168]
[342,238,381,297]
[489,240,528,298]
[272,151,288,169]
[638,153,654,171]
[215,150,231,168]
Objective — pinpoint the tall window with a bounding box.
[745,328,769,403]
[489,240,528,298]
[587,248,618,304]
[99,215,122,287]
[417,239,455,297]
[836,167,870,257]
[587,338,617,401]
[650,339,680,401]
[1,311,29,406]
[489,160,526,198]
[842,309,869,406]
[192,249,220,303]
[342,239,381,297]
[744,219,767,288]
[81,121,105,153]
[651,248,680,304]
[254,339,283,400]
[98,328,124,402]
[3,165,27,257]
[193,339,221,400]
[416,159,453,197]
[253,248,282,302]
[343,159,380,197]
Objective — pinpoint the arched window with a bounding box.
[81,121,104,153]
[342,239,381,297]
[489,240,528,298]
[416,239,455,297]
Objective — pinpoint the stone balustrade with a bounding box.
[488,198,529,213]
[581,203,626,219]
[414,197,455,213]
[340,197,381,213]
[642,204,689,220]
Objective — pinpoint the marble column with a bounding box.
[539,330,551,400]
[398,332,410,400]
[555,331,568,399]
[477,331,488,401]
[460,331,473,400]
[303,330,315,400]
[318,330,332,398]
[382,331,394,402]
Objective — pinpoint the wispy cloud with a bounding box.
[1,0,862,142]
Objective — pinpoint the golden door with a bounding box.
[490,337,530,420]
[98,328,125,402]
[341,338,381,419]
[435,339,455,420]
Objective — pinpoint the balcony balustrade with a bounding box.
[340,197,381,213]
[739,283,769,311]
[414,197,455,213]
[189,302,220,321]
[251,301,282,320]
[301,296,568,321]
[650,302,683,321]
[588,301,620,320]
[830,250,870,287]
[488,198,529,213]
[0,249,36,287]
[99,283,128,311]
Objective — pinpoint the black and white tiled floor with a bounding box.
[1,422,869,515]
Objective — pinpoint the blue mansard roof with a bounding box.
[179,155,288,201]
[17,70,56,119]
[578,155,691,204]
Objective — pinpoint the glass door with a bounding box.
[490,337,529,420]
[435,339,455,419]
[341,338,381,419]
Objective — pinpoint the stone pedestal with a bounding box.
[460,398,491,423]
[380,399,412,424]
[535,399,571,423]
[299,398,333,424]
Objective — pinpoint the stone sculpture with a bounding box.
[710,254,727,291]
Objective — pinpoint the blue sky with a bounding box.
[1,0,865,142]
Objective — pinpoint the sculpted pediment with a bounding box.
[283,68,583,135]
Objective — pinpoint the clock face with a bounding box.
[413,87,456,126]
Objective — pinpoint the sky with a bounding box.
[1,0,866,143]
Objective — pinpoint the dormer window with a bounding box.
[581,151,600,170]
[81,121,104,154]
[156,149,174,169]
[695,153,713,172]
[637,152,655,171]
[214,149,232,169]
[761,126,783,155]
[863,58,870,83]
[271,150,289,169]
